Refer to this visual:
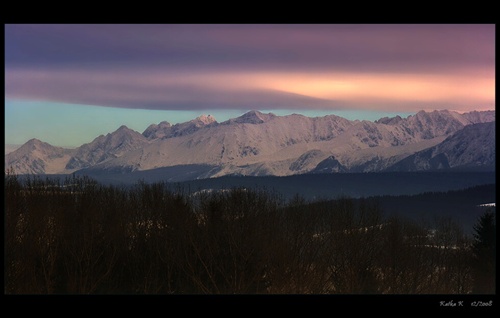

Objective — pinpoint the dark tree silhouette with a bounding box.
[471,210,496,294]
[4,173,480,294]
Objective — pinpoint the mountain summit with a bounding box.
[5,139,74,174]
[5,109,495,178]
[196,114,217,125]
[386,121,495,171]
[65,125,149,170]
[143,114,218,140]
[224,110,276,124]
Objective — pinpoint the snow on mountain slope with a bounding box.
[461,110,495,124]
[289,150,328,172]
[65,125,150,170]
[386,122,495,171]
[402,110,470,139]
[223,110,276,125]
[5,139,75,174]
[88,112,356,173]
[7,109,495,178]
[143,115,217,140]
[143,121,172,139]
[87,110,479,177]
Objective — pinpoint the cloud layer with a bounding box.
[5,24,495,112]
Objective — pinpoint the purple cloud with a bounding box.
[5,24,495,112]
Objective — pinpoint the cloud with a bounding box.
[4,68,341,110]
[5,24,495,113]
[6,24,494,72]
[6,65,494,113]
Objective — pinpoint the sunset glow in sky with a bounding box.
[5,24,495,147]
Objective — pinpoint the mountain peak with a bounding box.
[21,138,59,151]
[26,138,44,145]
[229,110,276,124]
[245,110,263,116]
[109,125,145,140]
[117,125,130,131]
[112,125,147,137]
[195,114,217,125]
[158,121,171,127]
[375,115,403,125]
[6,109,495,177]
[142,121,172,139]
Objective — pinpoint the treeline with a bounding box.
[4,172,495,294]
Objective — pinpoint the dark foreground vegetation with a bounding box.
[5,172,496,294]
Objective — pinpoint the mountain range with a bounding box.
[5,109,495,180]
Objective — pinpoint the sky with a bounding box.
[5,24,495,148]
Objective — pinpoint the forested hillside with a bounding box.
[5,173,495,294]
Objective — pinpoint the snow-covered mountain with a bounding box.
[143,115,217,140]
[222,110,276,125]
[84,111,357,175]
[5,139,75,174]
[386,121,496,171]
[65,125,150,170]
[5,109,495,178]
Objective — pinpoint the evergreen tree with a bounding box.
[471,210,496,294]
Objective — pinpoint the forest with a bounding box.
[4,171,496,294]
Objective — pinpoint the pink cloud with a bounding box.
[6,65,494,113]
[5,24,494,113]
